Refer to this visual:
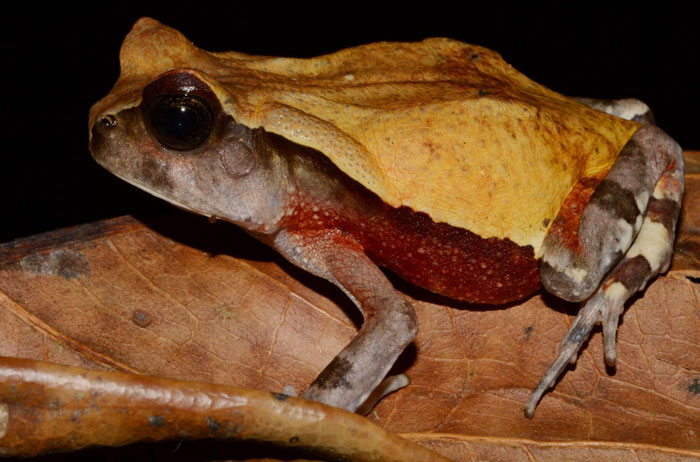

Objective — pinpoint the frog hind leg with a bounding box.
[573,96,655,124]
[273,228,418,412]
[529,124,684,418]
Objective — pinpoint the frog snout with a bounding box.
[89,113,119,158]
[89,108,147,167]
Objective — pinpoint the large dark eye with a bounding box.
[145,94,213,151]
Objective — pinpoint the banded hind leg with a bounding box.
[573,96,655,125]
[526,124,684,418]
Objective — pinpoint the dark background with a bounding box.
[2,3,698,243]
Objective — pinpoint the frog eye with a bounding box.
[144,94,213,151]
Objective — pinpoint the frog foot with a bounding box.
[525,275,636,419]
[526,243,675,418]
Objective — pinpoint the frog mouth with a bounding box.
[110,171,211,219]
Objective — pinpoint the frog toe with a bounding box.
[355,373,410,415]
[601,286,626,367]
[526,292,603,418]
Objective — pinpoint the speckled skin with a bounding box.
[271,134,541,305]
[89,20,684,417]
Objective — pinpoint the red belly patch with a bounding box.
[356,206,540,304]
[288,195,540,304]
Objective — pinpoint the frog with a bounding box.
[89,18,684,419]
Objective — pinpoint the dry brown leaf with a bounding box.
[674,151,700,275]
[0,152,699,461]
[0,357,445,461]
[410,434,700,461]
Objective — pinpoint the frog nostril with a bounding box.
[100,114,117,129]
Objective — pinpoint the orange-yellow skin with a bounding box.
[90,18,640,258]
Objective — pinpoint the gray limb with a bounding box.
[573,97,654,124]
[274,229,417,412]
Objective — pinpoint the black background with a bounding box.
[3,3,699,243]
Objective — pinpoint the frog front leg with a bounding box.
[528,124,684,417]
[273,228,418,412]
